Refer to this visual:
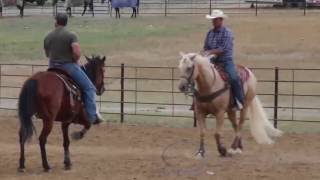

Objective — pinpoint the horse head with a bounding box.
[178,52,199,94]
[83,55,106,96]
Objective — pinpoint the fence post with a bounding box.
[120,63,124,123]
[274,67,279,128]
[164,0,167,16]
[255,0,258,16]
[0,65,2,105]
[304,0,306,16]
[209,0,212,14]
[193,109,197,127]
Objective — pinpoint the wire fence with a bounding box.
[1,0,320,17]
[0,63,319,127]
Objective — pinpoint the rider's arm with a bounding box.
[71,42,81,62]
[43,36,50,58]
[70,33,81,62]
[202,30,233,57]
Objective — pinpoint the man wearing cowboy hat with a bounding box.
[201,9,244,110]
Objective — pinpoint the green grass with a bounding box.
[0,16,203,62]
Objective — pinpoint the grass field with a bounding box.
[1,14,320,68]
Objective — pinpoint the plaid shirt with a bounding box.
[203,26,233,62]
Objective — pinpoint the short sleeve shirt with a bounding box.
[44,27,78,63]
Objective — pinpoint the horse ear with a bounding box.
[102,56,106,62]
[179,51,185,57]
[85,55,91,62]
[190,54,197,61]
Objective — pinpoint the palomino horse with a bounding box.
[18,55,106,172]
[178,52,282,157]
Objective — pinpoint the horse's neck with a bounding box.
[195,61,224,95]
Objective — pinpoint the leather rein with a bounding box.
[181,64,230,103]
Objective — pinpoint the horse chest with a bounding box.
[196,98,229,115]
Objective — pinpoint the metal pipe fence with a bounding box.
[1,0,320,17]
[0,63,319,127]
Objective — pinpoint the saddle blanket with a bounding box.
[214,64,250,84]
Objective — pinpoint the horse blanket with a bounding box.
[111,0,138,8]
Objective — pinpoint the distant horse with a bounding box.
[0,0,46,17]
[178,53,282,157]
[18,55,106,172]
[62,0,94,17]
[107,0,139,18]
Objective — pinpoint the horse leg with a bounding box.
[66,7,71,17]
[0,7,3,17]
[196,111,206,157]
[214,112,227,157]
[116,8,120,18]
[62,123,72,170]
[227,110,241,155]
[17,4,24,18]
[131,7,136,18]
[39,120,53,172]
[82,3,87,16]
[18,128,26,172]
[237,107,249,150]
[90,2,94,17]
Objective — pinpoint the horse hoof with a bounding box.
[227,148,237,155]
[235,148,242,154]
[43,168,51,173]
[218,146,227,157]
[71,131,83,140]
[195,152,204,159]
[64,166,72,170]
[17,168,25,173]
[43,166,51,172]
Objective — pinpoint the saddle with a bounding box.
[48,68,82,119]
[215,63,250,109]
[193,63,250,108]
[214,63,250,84]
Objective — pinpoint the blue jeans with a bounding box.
[222,60,244,104]
[50,61,97,122]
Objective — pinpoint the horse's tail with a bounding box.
[248,96,283,144]
[18,79,38,142]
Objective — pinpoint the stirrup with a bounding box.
[235,99,243,110]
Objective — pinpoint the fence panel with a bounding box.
[0,63,319,126]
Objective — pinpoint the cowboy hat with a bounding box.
[205,9,228,19]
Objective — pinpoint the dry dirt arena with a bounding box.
[0,117,319,180]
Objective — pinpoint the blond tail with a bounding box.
[248,97,283,144]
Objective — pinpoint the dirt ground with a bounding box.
[0,117,319,180]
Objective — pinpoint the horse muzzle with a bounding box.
[96,86,105,96]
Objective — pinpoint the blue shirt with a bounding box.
[203,26,233,62]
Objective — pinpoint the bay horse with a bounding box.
[18,55,106,172]
[178,52,282,157]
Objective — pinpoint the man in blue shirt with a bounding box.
[201,9,244,110]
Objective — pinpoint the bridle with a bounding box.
[180,64,196,95]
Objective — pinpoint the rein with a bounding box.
[194,84,230,103]
[193,64,229,103]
